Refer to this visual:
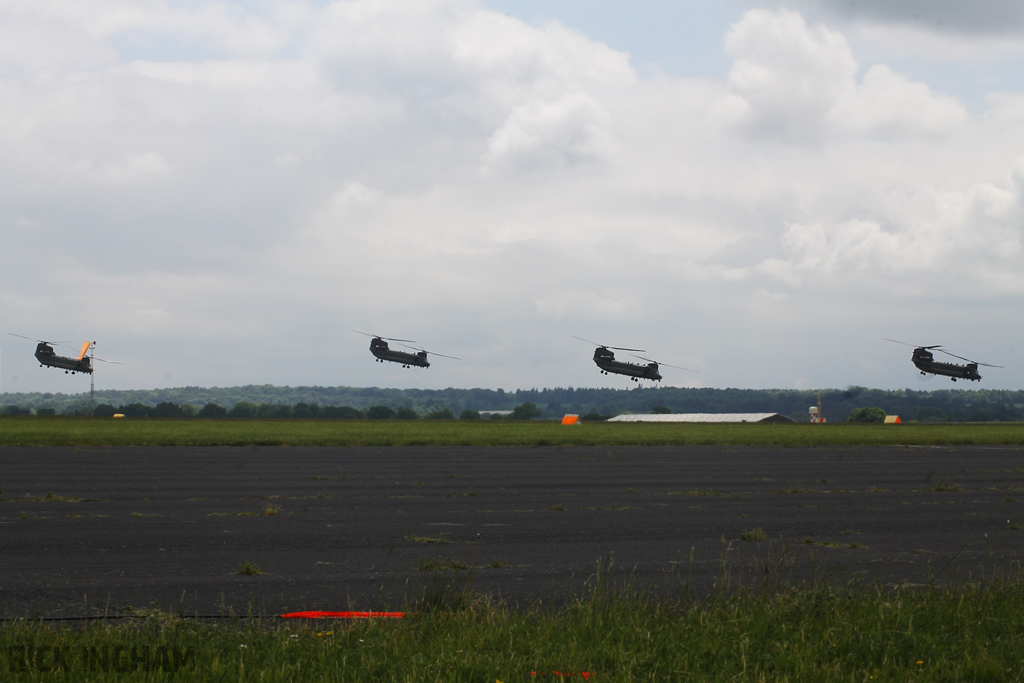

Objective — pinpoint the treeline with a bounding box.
[8,401,549,421]
[2,385,1024,422]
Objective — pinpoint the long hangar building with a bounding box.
[608,413,795,424]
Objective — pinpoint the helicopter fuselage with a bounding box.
[911,348,980,382]
[34,342,93,375]
[592,347,661,382]
[369,338,430,368]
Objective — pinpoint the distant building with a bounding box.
[478,410,513,417]
[608,413,795,424]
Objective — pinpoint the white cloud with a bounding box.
[758,162,1024,294]
[744,0,1024,71]
[481,92,615,171]
[90,151,170,185]
[727,9,857,141]
[726,9,967,141]
[835,64,966,135]
[1,2,1023,393]
[774,0,1024,36]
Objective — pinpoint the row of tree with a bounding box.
[6,401,552,420]
[3,385,1024,422]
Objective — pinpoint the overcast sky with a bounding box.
[2,0,1024,395]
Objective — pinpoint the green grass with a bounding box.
[669,489,729,497]
[413,556,469,571]
[2,416,1024,447]
[4,574,1024,681]
[405,533,450,545]
[233,561,263,576]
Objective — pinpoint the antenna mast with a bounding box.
[809,390,826,423]
[90,341,96,416]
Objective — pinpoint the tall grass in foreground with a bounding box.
[3,570,1024,682]
[1,416,1024,447]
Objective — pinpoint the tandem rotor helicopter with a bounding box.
[354,331,460,369]
[884,338,1002,382]
[573,337,695,383]
[8,335,95,375]
[7,333,125,409]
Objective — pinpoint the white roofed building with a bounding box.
[608,413,794,423]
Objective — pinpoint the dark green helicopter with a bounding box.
[8,334,96,375]
[8,334,124,413]
[354,331,460,368]
[574,337,694,383]
[885,338,1002,382]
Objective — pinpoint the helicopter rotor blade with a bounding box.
[935,348,1003,368]
[572,335,602,346]
[7,333,69,345]
[352,330,417,343]
[397,342,460,360]
[632,355,697,372]
[883,338,941,350]
[426,351,461,361]
[935,348,972,363]
[572,336,645,352]
[661,363,698,372]
[92,357,126,365]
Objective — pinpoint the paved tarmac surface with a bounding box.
[2,445,1024,618]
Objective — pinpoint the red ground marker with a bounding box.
[279,611,405,619]
[530,672,591,680]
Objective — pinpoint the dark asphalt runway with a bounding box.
[2,445,1023,618]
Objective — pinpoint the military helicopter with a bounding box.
[8,334,124,412]
[353,331,460,368]
[573,337,694,383]
[884,338,1002,382]
[8,334,97,375]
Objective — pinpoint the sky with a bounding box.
[2,0,1024,395]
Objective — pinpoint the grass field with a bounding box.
[3,569,1024,682]
[5,418,1024,680]
[1,416,1024,447]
